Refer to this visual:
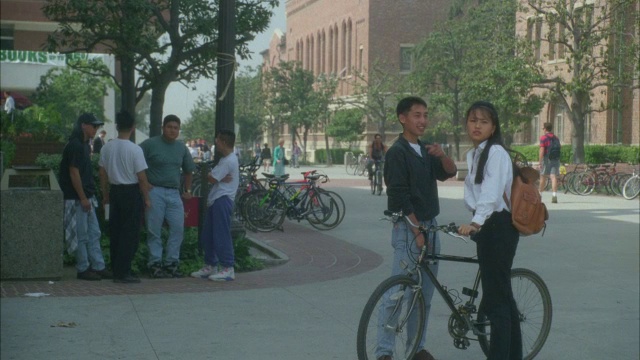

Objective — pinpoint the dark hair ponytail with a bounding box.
[466,101,509,184]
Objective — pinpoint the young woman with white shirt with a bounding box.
[458,101,522,360]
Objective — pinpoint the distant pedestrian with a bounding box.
[261,143,272,172]
[3,91,15,122]
[191,129,239,281]
[291,141,301,168]
[60,113,112,281]
[140,115,196,278]
[273,139,286,176]
[538,122,560,204]
[93,130,106,154]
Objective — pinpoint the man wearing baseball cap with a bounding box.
[60,113,112,281]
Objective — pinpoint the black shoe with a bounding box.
[77,269,101,281]
[93,268,113,279]
[149,263,169,278]
[113,275,141,284]
[163,263,184,278]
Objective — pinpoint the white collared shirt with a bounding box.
[464,140,513,226]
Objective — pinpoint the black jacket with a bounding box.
[384,135,455,221]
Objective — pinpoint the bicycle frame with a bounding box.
[410,235,483,335]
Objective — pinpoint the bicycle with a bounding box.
[622,164,640,200]
[370,160,384,196]
[242,172,342,231]
[357,211,552,360]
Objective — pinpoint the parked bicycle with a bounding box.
[241,172,343,232]
[356,211,552,360]
[622,164,640,200]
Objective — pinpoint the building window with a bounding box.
[557,23,566,59]
[584,112,591,144]
[555,105,565,139]
[359,45,363,72]
[400,45,414,73]
[531,115,540,144]
[527,17,542,61]
[0,27,14,50]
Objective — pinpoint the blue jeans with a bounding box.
[376,219,440,358]
[74,198,106,273]
[201,196,234,268]
[146,187,184,266]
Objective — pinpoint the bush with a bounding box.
[0,140,16,170]
[510,144,640,164]
[315,148,364,164]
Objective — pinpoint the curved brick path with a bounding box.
[0,220,382,298]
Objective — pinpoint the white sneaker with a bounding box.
[191,265,216,279]
[209,267,235,282]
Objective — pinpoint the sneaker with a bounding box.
[163,263,184,278]
[149,263,169,279]
[552,195,558,203]
[413,349,436,360]
[77,269,101,281]
[191,265,217,279]
[93,268,113,279]
[209,267,235,281]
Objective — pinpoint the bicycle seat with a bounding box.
[262,173,290,181]
[306,174,321,181]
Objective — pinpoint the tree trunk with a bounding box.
[120,55,137,141]
[324,127,332,166]
[570,110,585,164]
[302,128,309,163]
[149,82,170,138]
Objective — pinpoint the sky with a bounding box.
[162,2,286,122]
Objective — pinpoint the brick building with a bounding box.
[260,0,452,158]
[514,0,639,146]
[261,0,638,161]
[0,0,148,153]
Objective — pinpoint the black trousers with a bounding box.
[476,210,522,360]
[109,184,142,279]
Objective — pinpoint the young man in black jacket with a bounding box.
[378,96,457,360]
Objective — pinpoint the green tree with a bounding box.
[523,0,639,163]
[235,67,265,149]
[34,65,113,131]
[44,0,279,137]
[181,93,216,143]
[326,108,366,147]
[265,61,321,162]
[344,60,402,142]
[411,0,543,160]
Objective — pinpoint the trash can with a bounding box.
[1,166,63,280]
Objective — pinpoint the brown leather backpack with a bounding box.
[504,166,549,236]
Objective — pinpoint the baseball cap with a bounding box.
[78,113,104,126]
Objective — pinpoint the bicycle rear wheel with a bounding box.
[357,275,425,360]
[477,268,552,360]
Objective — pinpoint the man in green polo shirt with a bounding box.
[140,115,196,278]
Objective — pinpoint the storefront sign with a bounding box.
[0,50,105,66]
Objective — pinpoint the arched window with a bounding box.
[341,21,347,76]
[328,27,333,73]
[347,19,353,75]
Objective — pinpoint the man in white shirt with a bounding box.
[191,129,239,282]
[99,111,151,283]
[3,91,15,121]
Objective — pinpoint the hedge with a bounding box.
[315,148,364,164]
[511,145,639,164]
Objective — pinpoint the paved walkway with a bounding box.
[0,164,381,298]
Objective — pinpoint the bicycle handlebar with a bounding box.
[382,210,472,243]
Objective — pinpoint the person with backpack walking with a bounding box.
[458,101,522,360]
[538,122,561,203]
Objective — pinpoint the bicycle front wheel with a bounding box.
[622,175,640,200]
[357,275,425,360]
[477,268,552,360]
